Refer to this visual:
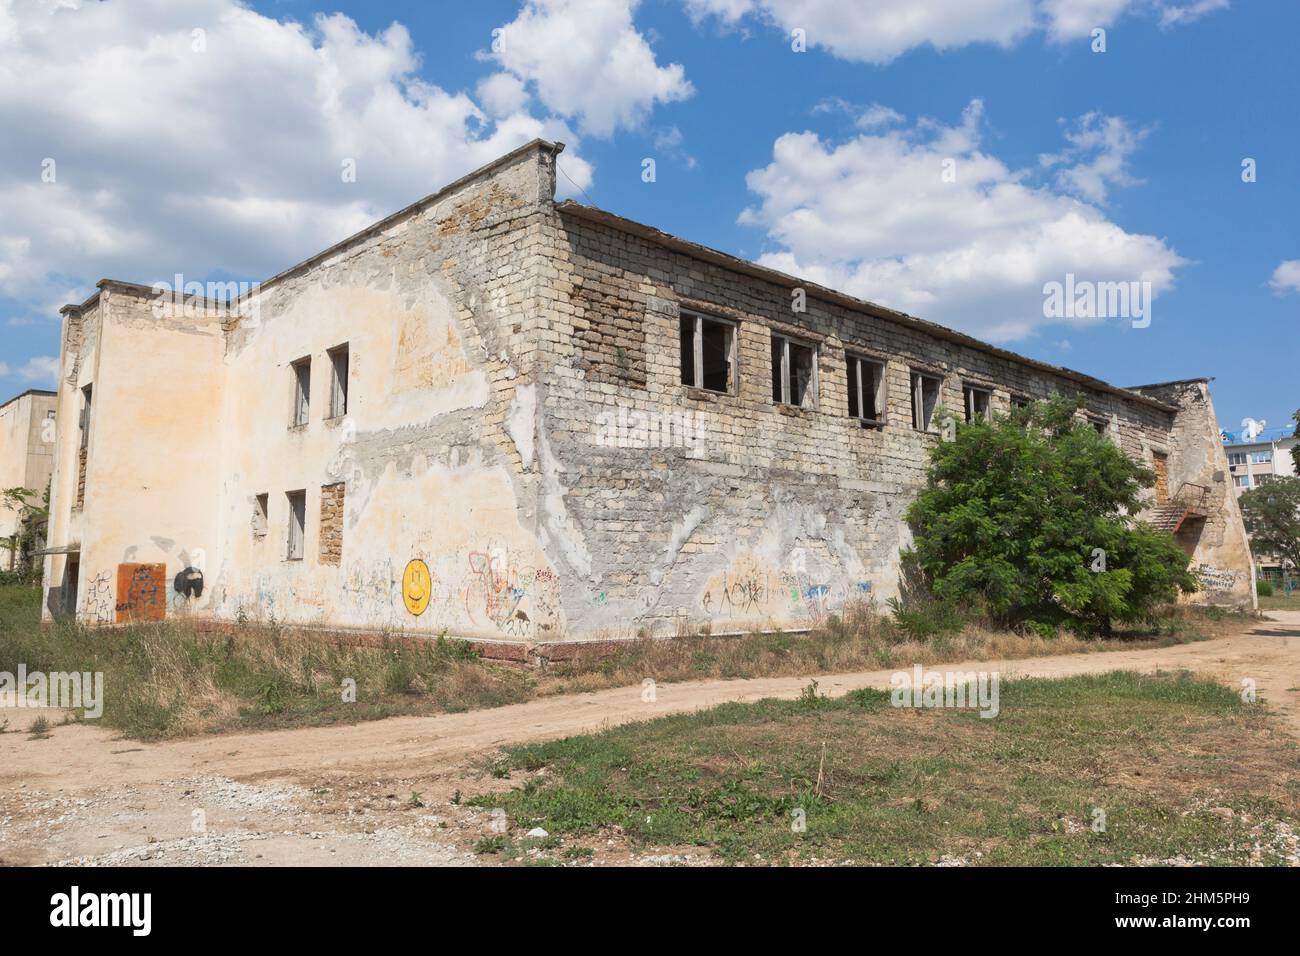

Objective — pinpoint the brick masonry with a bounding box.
[41,139,1256,639]
[319,482,345,566]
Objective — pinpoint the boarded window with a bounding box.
[291,358,311,427]
[286,490,306,560]
[679,313,736,393]
[963,384,991,423]
[328,344,349,418]
[847,354,886,426]
[319,482,345,565]
[911,372,942,432]
[771,334,817,408]
[1152,452,1170,504]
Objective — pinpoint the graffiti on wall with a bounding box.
[462,547,561,639]
[82,571,114,624]
[1192,563,1240,592]
[699,552,843,626]
[115,562,167,623]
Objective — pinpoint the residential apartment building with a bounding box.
[40,140,1256,643]
[1223,426,1297,585]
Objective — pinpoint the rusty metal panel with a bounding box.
[115,562,166,623]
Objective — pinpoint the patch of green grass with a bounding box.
[477,671,1300,866]
[1258,591,1300,612]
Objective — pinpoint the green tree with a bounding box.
[904,396,1196,634]
[1291,409,1300,473]
[1,484,50,582]
[1239,476,1300,577]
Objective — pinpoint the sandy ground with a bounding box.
[1,611,1296,866]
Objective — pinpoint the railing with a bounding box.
[1172,482,1210,515]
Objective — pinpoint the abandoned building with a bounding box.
[0,388,56,572]
[39,139,1255,645]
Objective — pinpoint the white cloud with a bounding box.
[484,0,693,137]
[1268,260,1300,296]
[0,355,59,385]
[0,0,596,320]
[1039,112,1151,204]
[687,0,1229,62]
[739,101,1186,341]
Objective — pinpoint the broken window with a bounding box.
[910,371,942,432]
[291,357,311,427]
[328,344,349,418]
[253,493,269,538]
[1087,414,1108,435]
[679,312,736,393]
[1010,394,1031,411]
[846,354,886,426]
[78,383,93,449]
[963,384,992,423]
[286,490,306,560]
[771,334,817,408]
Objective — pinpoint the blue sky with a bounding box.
[1,0,1296,433]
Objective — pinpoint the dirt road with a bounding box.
[2,611,1296,866]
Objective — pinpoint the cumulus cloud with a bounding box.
[0,356,59,386]
[483,0,693,137]
[687,0,1229,63]
[0,0,596,322]
[1268,260,1300,296]
[1039,112,1151,204]
[738,101,1186,341]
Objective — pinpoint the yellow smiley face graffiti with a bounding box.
[402,559,431,616]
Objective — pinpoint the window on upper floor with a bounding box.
[1227,452,1247,466]
[679,313,736,394]
[910,371,942,432]
[963,384,992,423]
[291,357,311,427]
[1251,451,1273,464]
[771,333,817,409]
[79,384,93,450]
[846,354,886,427]
[328,344,349,418]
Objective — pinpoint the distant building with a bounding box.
[1222,425,1297,586]
[0,388,57,572]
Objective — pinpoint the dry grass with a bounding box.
[533,599,1228,697]
[0,585,1233,740]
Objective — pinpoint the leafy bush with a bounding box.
[1256,579,1274,597]
[903,396,1196,635]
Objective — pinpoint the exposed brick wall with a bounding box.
[75,447,86,510]
[319,482,344,566]
[571,260,648,389]
[530,207,1185,635]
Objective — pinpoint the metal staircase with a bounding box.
[1144,482,1209,535]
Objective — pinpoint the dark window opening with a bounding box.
[679,313,735,393]
[847,355,886,426]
